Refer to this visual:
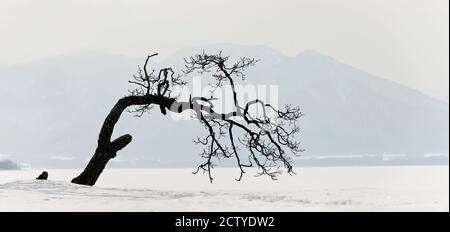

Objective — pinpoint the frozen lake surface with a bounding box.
[0,166,448,211]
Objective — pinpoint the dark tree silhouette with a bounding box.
[71,52,302,186]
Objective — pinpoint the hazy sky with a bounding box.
[1,0,448,102]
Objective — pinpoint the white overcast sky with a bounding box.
[0,0,448,102]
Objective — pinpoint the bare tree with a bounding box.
[71,51,302,186]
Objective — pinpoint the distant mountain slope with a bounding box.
[0,160,20,170]
[0,45,448,168]
[163,45,449,159]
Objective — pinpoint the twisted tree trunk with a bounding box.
[71,95,175,186]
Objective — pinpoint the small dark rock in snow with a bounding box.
[36,171,48,180]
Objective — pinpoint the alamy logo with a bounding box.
[168,76,280,121]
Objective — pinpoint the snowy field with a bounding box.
[0,166,448,211]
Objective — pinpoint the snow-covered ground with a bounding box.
[0,166,448,211]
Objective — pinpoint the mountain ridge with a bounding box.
[0,44,448,168]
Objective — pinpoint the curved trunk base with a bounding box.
[72,95,170,186]
[71,149,111,186]
[72,134,132,186]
